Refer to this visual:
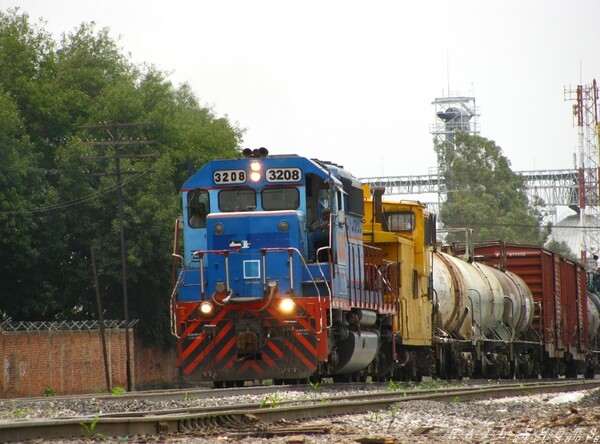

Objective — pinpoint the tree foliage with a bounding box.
[435,131,548,246]
[0,9,242,346]
[544,238,578,262]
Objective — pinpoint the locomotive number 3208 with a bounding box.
[266,168,302,182]
[213,169,246,184]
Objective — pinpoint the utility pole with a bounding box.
[81,122,156,391]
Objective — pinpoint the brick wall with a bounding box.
[1,328,180,398]
[134,343,179,390]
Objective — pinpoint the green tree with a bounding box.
[435,131,547,245]
[0,10,242,345]
[544,238,578,262]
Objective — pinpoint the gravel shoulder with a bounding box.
[1,386,599,443]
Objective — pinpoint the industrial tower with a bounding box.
[430,95,480,201]
[565,79,600,267]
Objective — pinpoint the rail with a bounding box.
[3,380,598,442]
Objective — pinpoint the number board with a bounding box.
[213,170,246,184]
[266,167,302,183]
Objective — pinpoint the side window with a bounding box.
[385,212,415,232]
[218,189,256,212]
[317,188,330,211]
[188,189,209,228]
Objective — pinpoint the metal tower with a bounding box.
[430,95,480,205]
[564,79,600,266]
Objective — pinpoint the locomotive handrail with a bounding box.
[400,298,408,339]
[191,249,233,297]
[169,259,190,339]
[302,248,330,331]
[186,246,330,334]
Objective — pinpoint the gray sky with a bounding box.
[5,0,600,178]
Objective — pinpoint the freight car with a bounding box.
[466,242,600,378]
[169,150,600,385]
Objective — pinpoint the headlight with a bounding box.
[278,298,296,314]
[199,301,214,317]
[214,223,224,235]
[278,220,289,232]
[250,161,262,182]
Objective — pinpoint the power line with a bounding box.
[0,172,149,215]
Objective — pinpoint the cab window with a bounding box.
[262,187,299,210]
[187,189,209,228]
[218,189,256,212]
[385,211,415,231]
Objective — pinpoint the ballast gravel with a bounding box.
[1,385,599,443]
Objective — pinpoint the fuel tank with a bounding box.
[432,252,504,339]
[333,330,379,374]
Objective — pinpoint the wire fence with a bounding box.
[0,318,139,332]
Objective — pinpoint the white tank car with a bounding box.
[432,252,533,340]
[588,292,600,343]
[487,266,534,336]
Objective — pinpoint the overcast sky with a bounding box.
[5,0,600,179]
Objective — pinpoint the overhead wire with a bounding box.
[0,171,150,215]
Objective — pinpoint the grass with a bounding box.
[259,391,282,408]
[110,386,126,395]
[79,413,105,440]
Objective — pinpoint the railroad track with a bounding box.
[1,380,598,442]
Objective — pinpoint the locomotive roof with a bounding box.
[181,154,346,190]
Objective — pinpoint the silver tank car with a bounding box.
[588,292,600,343]
[488,266,534,336]
[432,252,533,340]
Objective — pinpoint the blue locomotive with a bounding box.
[170,148,394,386]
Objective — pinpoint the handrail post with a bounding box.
[288,248,295,296]
[224,251,230,292]
[261,248,267,292]
[199,252,205,300]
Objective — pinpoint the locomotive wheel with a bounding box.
[309,374,322,384]
[213,381,224,388]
